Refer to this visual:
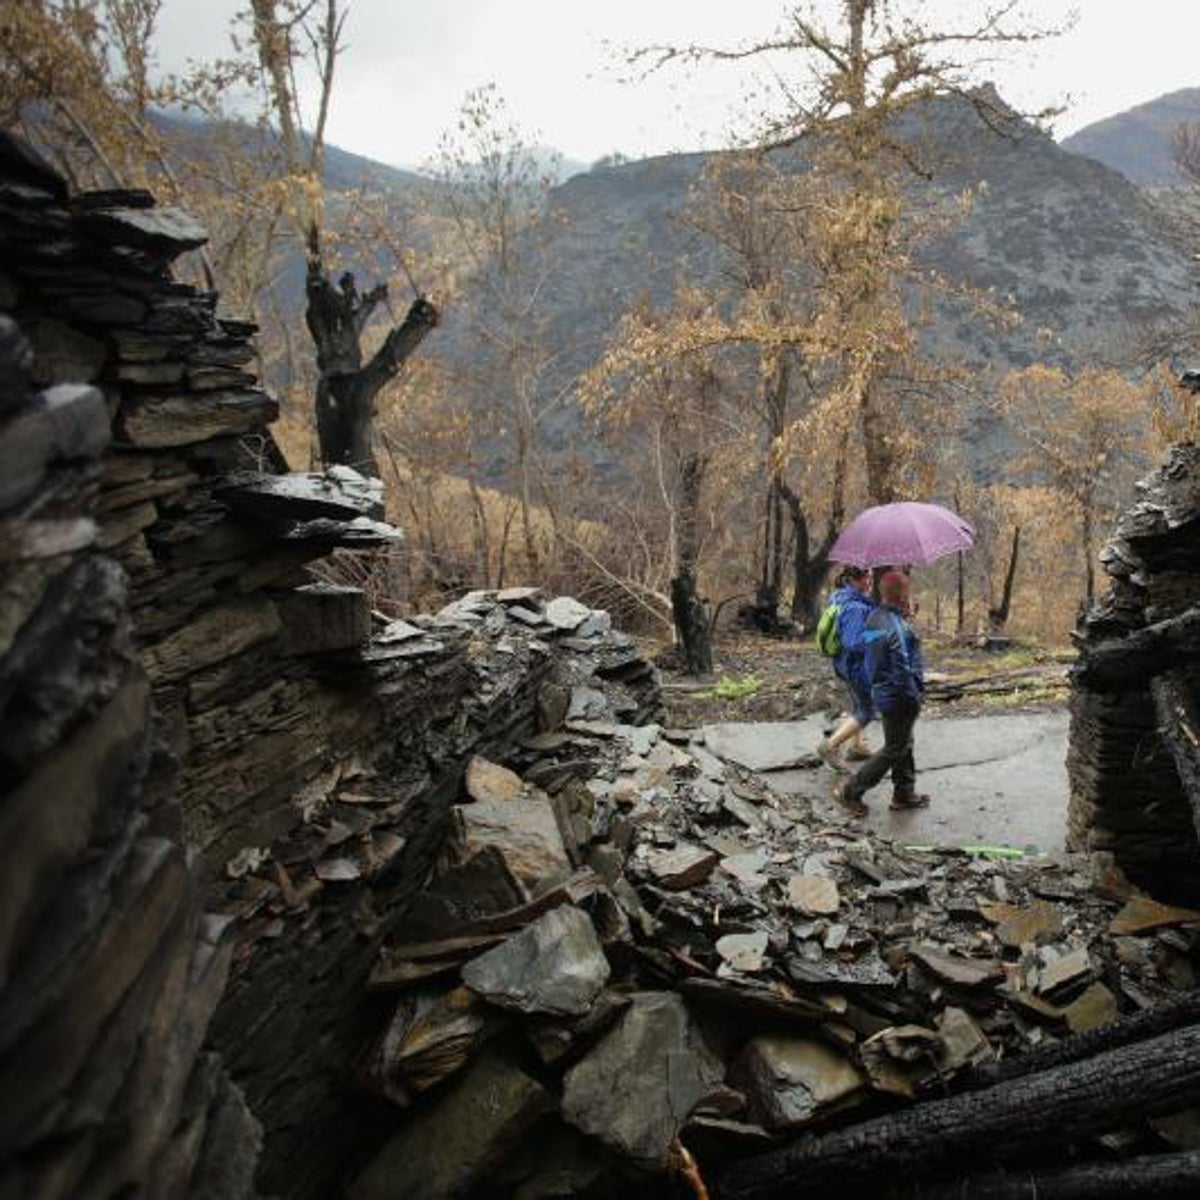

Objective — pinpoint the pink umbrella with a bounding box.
[829,501,974,568]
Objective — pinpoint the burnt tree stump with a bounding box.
[305,254,438,476]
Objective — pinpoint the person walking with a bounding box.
[834,569,930,816]
[815,566,875,771]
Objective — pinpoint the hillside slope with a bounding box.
[1060,88,1200,186]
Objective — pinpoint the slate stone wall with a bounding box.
[1068,444,1200,900]
[0,131,660,1199]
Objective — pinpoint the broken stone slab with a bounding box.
[461,905,610,1017]
[216,466,385,523]
[562,991,724,1168]
[935,1007,996,1073]
[860,1025,942,1098]
[702,722,812,772]
[979,900,1063,948]
[567,685,610,722]
[350,1050,550,1200]
[365,985,506,1102]
[575,610,612,639]
[284,514,402,546]
[1064,981,1119,1034]
[720,849,769,890]
[1110,895,1200,936]
[544,596,591,631]
[496,586,542,605]
[910,945,1003,990]
[79,205,209,257]
[788,875,840,916]
[118,390,278,448]
[1036,947,1094,1000]
[444,799,573,896]
[645,844,720,891]
[373,618,425,644]
[731,1035,866,1131]
[465,756,525,804]
[716,931,770,974]
[526,990,633,1066]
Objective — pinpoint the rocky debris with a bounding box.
[353,707,1200,1197]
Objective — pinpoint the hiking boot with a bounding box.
[890,792,931,811]
[833,781,868,817]
[816,739,849,774]
[845,744,872,762]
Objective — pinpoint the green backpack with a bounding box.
[815,600,843,658]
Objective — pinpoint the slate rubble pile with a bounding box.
[1070,441,1200,900]
[351,717,1200,1199]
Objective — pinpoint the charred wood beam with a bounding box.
[960,988,1200,1091]
[1152,669,1200,843]
[714,1022,1200,1200]
[1072,605,1200,692]
[886,1150,1200,1200]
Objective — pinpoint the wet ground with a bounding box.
[702,710,1071,855]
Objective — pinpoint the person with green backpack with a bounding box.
[815,565,876,771]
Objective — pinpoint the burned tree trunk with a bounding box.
[1073,605,1200,691]
[305,250,438,476]
[988,525,1020,632]
[671,452,713,676]
[886,1151,1200,1200]
[716,1022,1200,1200]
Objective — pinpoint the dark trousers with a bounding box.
[846,697,920,801]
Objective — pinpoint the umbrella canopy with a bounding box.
[829,502,974,568]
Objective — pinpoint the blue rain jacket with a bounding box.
[830,585,875,692]
[863,603,925,711]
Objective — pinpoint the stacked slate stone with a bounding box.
[0,130,666,1199]
[0,314,260,1199]
[1068,441,1200,901]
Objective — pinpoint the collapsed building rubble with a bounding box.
[341,711,1200,1199]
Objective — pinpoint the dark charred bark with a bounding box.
[961,988,1200,1091]
[886,1151,1200,1200]
[715,1022,1200,1200]
[671,452,712,676]
[988,526,1021,632]
[1152,668,1200,842]
[305,252,438,476]
[1073,605,1200,691]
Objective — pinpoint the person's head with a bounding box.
[839,566,870,594]
[879,569,912,612]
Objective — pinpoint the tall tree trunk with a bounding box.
[515,421,539,578]
[671,453,713,676]
[861,383,896,505]
[989,526,1021,632]
[1082,504,1096,603]
[306,254,438,477]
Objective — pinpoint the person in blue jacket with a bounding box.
[835,569,930,816]
[816,566,876,771]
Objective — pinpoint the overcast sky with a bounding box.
[153,1,1200,169]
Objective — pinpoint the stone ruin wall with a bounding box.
[1068,443,1200,900]
[0,132,661,1200]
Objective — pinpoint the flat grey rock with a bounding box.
[462,905,610,1016]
